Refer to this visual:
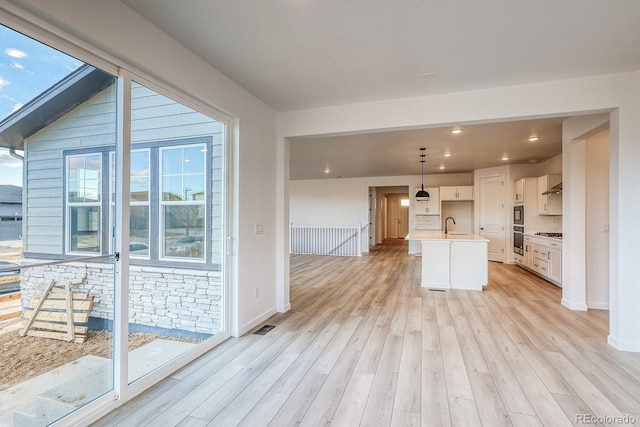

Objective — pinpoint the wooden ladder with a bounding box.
[20,278,93,343]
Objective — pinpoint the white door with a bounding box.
[398,198,409,237]
[479,175,506,262]
[386,195,400,238]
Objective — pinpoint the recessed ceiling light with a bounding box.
[439,165,445,170]
[502,155,510,161]
[528,136,539,142]
[324,168,330,173]
[421,72,436,77]
[444,152,451,157]
[451,129,462,135]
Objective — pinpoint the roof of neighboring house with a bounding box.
[0,204,22,218]
[0,185,22,204]
[0,64,114,151]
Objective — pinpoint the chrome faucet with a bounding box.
[445,216,456,234]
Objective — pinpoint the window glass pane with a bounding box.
[69,206,101,252]
[130,206,150,256]
[131,150,150,201]
[183,145,204,173]
[68,154,101,202]
[1,24,116,422]
[162,175,184,201]
[163,205,205,259]
[111,151,149,202]
[162,148,183,175]
[184,174,205,200]
[161,145,205,202]
[128,80,225,385]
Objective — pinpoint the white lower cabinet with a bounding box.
[548,240,562,285]
[532,242,549,277]
[523,236,533,269]
[518,235,561,287]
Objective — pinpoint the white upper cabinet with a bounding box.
[415,187,440,214]
[513,179,525,205]
[440,186,474,201]
[537,174,562,215]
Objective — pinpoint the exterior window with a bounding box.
[67,153,102,253]
[110,150,151,257]
[160,145,206,260]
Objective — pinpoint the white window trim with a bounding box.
[66,153,103,255]
[158,143,208,263]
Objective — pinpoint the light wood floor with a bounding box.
[95,245,640,427]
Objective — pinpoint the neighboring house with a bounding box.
[0,184,22,242]
[0,65,225,338]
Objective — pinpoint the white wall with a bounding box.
[280,72,640,352]
[289,173,473,253]
[586,129,610,308]
[2,0,279,337]
[441,202,473,233]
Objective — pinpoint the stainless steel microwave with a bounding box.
[514,205,524,225]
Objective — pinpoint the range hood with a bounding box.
[542,182,562,195]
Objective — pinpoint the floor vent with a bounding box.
[428,288,446,292]
[254,325,276,335]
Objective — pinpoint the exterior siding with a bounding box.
[25,87,116,254]
[20,82,226,336]
[24,83,225,260]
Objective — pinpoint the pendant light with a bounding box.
[416,147,430,201]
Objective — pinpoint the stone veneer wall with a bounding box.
[19,261,222,335]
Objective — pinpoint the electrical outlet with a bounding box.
[254,287,259,298]
[255,224,264,234]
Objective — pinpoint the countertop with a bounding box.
[405,230,489,242]
[524,232,563,242]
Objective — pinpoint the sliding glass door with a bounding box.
[0,21,229,426]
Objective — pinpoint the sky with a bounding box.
[0,24,82,187]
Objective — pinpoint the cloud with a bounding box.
[11,104,23,113]
[0,76,9,89]
[11,61,24,70]
[0,150,22,168]
[4,48,27,59]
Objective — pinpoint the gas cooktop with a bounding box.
[535,232,563,238]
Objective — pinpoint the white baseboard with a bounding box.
[233,306,277,337]
[561,298,588,311]
[608,335,640,353]
[277,303,291,313]
[587,301,610,310]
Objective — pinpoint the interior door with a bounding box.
[479,175,506,262]
[398,196,409,237]
[386,195,399,238]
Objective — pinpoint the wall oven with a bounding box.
[514,205,524,226]
[513,225,524,255]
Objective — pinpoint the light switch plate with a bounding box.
[255,224,264,234]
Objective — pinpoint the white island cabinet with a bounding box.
[405,230,489,291]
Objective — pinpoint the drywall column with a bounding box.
[609,106,640,352]
[585,130,610,308]
[561,134,587,310]
[561,115,609,311]
[276,135,291,313]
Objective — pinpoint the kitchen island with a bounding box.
[405,230,489,291]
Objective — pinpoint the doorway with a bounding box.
[371,186,410,246]
[385,194,409,239]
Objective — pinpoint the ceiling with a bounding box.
[289,117,565,179]
[120,0,638,177]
